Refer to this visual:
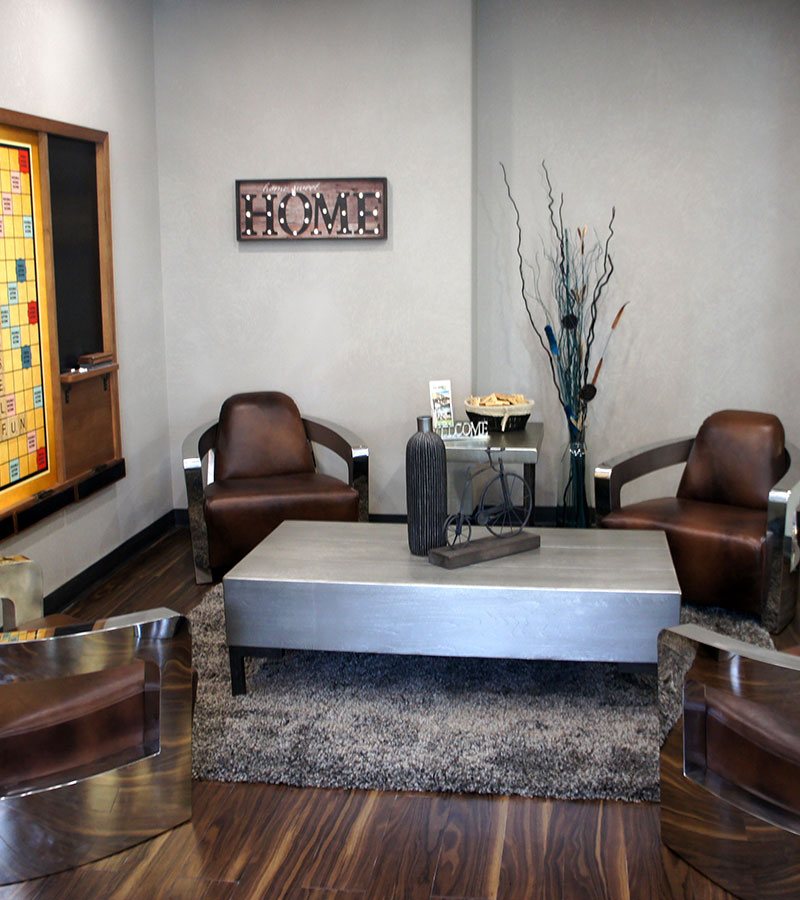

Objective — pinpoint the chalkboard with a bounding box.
[48,134,104,371]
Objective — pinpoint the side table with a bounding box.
[442,421,543,524]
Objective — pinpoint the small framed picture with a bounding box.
[429,380,454,431]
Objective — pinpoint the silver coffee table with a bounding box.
[222,521,680,694]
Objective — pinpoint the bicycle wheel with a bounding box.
[444,513,472,546]
[479,472,532,537]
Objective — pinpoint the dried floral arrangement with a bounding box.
[500,161,625,445]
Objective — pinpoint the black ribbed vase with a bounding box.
[405,415,447,556]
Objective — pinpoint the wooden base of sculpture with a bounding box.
[428,533,540,569]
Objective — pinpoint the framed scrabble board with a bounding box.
[0,125,58,508]
[0,109,124,536]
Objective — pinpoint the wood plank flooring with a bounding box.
[0,527,755,899]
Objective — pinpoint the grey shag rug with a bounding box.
[191,586,772,803]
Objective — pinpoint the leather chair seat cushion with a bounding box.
[601,498,767,614]
[703,684,800,814]
[0,661,147,790]
[204,472,359,569]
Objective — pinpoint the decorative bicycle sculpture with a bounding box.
[443,449,533,546]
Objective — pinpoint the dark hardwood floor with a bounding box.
[1,526,760,899]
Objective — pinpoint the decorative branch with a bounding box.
[501,161,621,443]
[500,162,566,412]
[582,208,615,389]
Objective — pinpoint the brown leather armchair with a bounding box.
[595,410,800,632]
[659,624,800,899]
[0,607,193,884]
[183,392,369,581]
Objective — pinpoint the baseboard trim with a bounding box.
[44,511,179,614]
[534,506,559,526]
[173,509,408,528]
[171,508,569,527]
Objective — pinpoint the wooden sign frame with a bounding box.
[236,177,387,242]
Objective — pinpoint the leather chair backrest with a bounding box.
[214,392,315,480]
[677,410,786,510]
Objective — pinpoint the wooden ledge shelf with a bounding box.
[0,459,126,540]
[60,364,119,404]
[60,363,119,385]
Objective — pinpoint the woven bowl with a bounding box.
[464,399,534,433]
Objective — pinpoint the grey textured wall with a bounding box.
[476,0,800,505]
[155,0,474,515]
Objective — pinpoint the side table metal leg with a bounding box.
[523,462,536,525]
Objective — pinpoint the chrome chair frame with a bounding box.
[0,607,193,884]
[182,415,369,583]
[595,438,800,632]
[658,623,800,899]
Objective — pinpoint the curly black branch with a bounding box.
[500,162,566,411]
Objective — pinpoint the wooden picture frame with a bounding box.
[0,108,123,538]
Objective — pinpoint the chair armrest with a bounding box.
[0,607,185,645]
[182,421,217,584]
[663,623,791,668]
[594,436,695,517]
[181,421,218,474]
[302,416,368,469]
[768,442,800,571]
[658,623,794,748]
[302,416,369,520]
[761,442,800,633]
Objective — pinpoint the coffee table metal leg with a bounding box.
[228,645,287,695]
[229,647,248,695]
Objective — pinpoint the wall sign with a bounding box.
[236,177,387,242]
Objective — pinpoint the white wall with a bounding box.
[3,0,796,591]
[155,0,474,515]
[0,0,171,591]
[476,0,800,506]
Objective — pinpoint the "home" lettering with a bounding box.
[236,178,387,242]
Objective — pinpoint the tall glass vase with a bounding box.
[557,439,591,528]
